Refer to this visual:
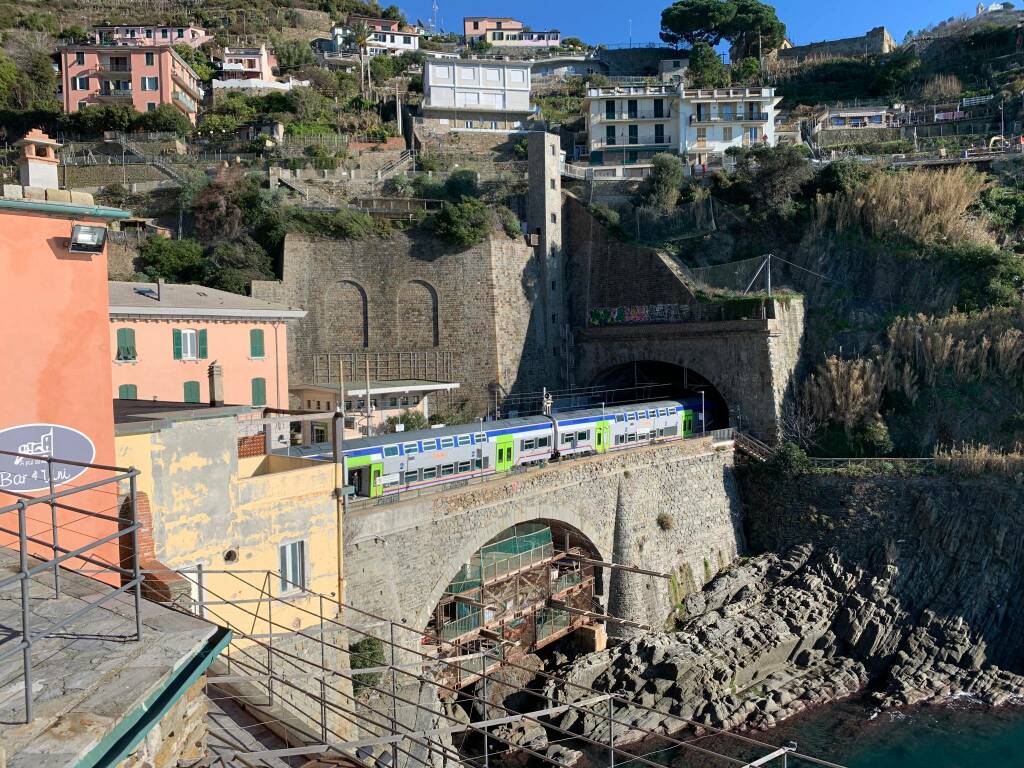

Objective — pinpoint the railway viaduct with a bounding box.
[343,436,743,642]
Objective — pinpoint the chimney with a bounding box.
[15,128,62,189]
[207,363,224,406]
[156,277,164,302]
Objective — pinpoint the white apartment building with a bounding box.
[678,87,781,168]
[421,59,537,132]
[582,84,779,174]
[331,18,420,57]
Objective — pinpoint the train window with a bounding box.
[638,432,648,441]
[423,439,439,451]
[474,457,488,469]
[615,414,625,423]
[627,433,637,442]
[615,434,626,445]
[664,426,677,436]
[657,428,665,437]
[474,433,487,443]
[458,435,472,446]
[537,436,550,448]
[440,464,455,476]
[422,466,438,479]
[627,412,636,421]
[668,407,677,414]
[522,439,536,450]
[458,460,472,472]
[562,433,574,444]
[659,408,667,417]
[576,430,589,441]
[440,437,455,449]
[404,470,420,483]
[404,442,419,455]
[384,446,400,457]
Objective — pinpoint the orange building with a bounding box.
[0,136,131,573]
[463,16,524,41]
[108,281,305,408]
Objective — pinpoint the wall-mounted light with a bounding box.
[69,224,107,254]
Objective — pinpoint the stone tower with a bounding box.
[527,131,568,388]
[16,129,61,189]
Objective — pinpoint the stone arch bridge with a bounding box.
[343,439,743,646]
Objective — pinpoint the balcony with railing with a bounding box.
[173,89,197,113]
[689,111,768,124]
[598,108,673,122]
[587,84,678,98]
[684,87,775,100]
[94,87,133,103]
[96,60,132,76]
[171,67,203,100]
[592,134,673,149]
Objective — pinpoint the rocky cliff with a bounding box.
[533,468,1024,747]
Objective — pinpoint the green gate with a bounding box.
[681,409,695,436]
[495,435,515,472]
[595,421,611,453]
[346,455,385,498]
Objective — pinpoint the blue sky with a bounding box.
[399,0,976,48]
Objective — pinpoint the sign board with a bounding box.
[377,472,401,486]
[0,423,96,493]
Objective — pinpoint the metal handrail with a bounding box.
[0,453,143,723]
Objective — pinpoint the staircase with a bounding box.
[114,134,188,185]
[375,150,414,181]
[276,175,335,207]
[734,432,775,462]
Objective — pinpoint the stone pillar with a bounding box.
[527,131,567,388]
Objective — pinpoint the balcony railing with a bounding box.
[593,136,672,148]
[97,63,132,75]
[95,90,133,102]
[171,68,203,99]
[690,113,768,124]
[173,89,197,113]
[600,110,673,121]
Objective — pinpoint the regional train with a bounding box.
[327,398,705,499]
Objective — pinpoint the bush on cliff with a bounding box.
[429,198,492,247]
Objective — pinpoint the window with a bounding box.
[654,98,664,118]
[404,470,420,483]
[145,29,153,38]
[74,76,89,90]
[605,99,615,119]
[697,126,707,141]
[627,432,637,442]
[422,466,438,479]
[490,121,499,130]
[722,126,734,142]
[628,125,638,145]
[562,433,574,444]
[465,121,473,129]
[441,464,455,476]
[403,35,411,44]
[484,67,501,82]
[423,438,438,450]
[183,380,201,403]
[659,409,667,416]
[550,213,557,224]
[173,328,207,360]
[75,52,85,65]
[279,540,306,593]
[459,66,475,81]
[404,442,419,455]
[577,431,589,441]
[312,423,328,442]
[458,460,471,472]
[141,76,158,91]
[384,446,400,457]
[509,68,526,84]
[250,328,265,358]
[118,384,138,399]
[251,378,267,406]
[147,102,157,112]
[145,52,154,65]
[440,437,455,449]
[177,28,184,38]
[521,439,536,450]
[457,435,471,446]
[605,125,616,146]
[161,28,169,38]
[627,99,638,119]
[550,179,557,190]
[115,328,136,360]
[655,124,665,143]
[538,436,550,448]
[474,433,487,443]
[615,414,625,423]
[615,434,625,445]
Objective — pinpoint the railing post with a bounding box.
[129,471,142,642]
[390,621,400,768]
[196,562,206,619]
[46,457,60,598]
[607,696,615,768]
[319,593,327,742]
[17,500,33,723]
[267,591,274,707]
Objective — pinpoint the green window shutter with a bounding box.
[251,377,267,406]
[118,384,137,399]
[250,328,265,358]
[197,329,208,359]
[172,328,182,360]
[184,380,200,403]
[116,328,136,360]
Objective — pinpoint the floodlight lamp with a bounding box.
[69,224,107,254]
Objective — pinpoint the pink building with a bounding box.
[220,45,278,81]
[463,16,524,42]
[60,44,204,124]
[108,281,305,408]
[93,24,212,48]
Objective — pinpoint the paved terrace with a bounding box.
[0,548,225,768]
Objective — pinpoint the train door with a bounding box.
[595,421,611,454]
[681,409,695,436]
[495,435,515,471]
[346,456,385,497]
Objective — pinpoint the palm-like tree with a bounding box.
[348,20,372,97]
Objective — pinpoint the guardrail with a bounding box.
[0,450,143,723]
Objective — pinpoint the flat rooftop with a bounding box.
[109,281,306,320]
[0,548,226,768]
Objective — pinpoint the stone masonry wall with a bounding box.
[252,230,548,413]
[344,440,743,643]
[778,26,896,62]
[121,676,207,768]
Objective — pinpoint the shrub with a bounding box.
[349,636,386,697]
[443,169,480,200]
[383,409,429,433]
[656,512,674,531]
[430,198,492,247]
[137,238,205,283]
[496,205,522,237]
[771,442,811,476]
[134,104,191,136]
[639,153,685,212]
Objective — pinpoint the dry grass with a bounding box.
[800,350,919,431]
[920,74,963,102]
[813,166,992,246]
[934,442,1024,478]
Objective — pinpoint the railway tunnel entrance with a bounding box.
[426,521,605,689]
[589,360,730,431]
